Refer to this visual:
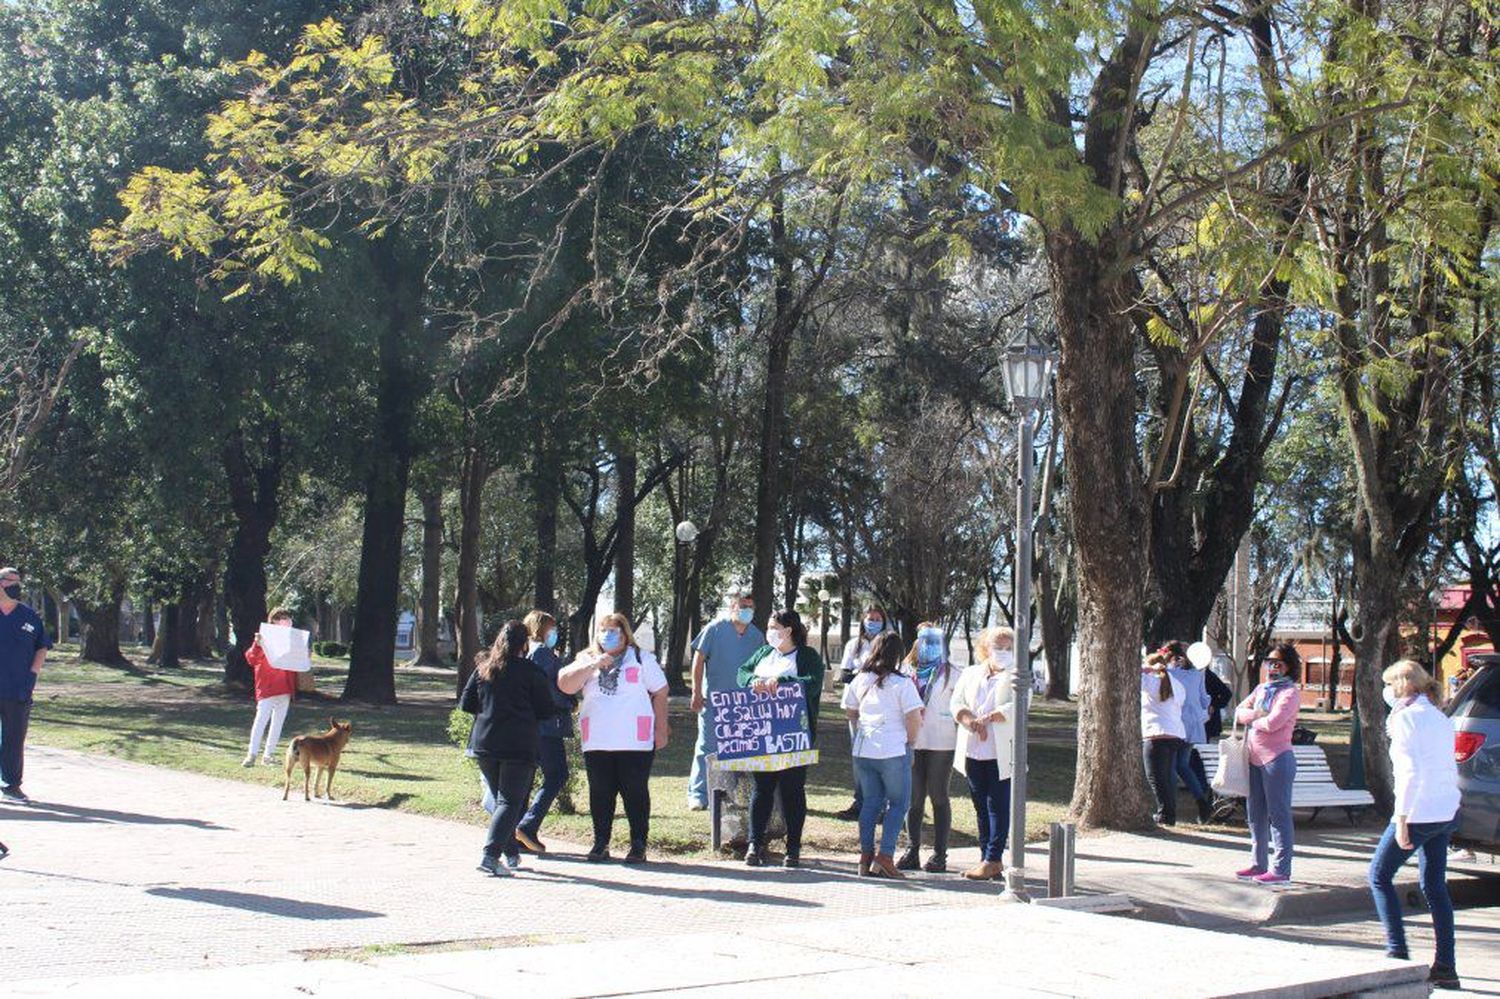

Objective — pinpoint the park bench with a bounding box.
[1195,742,1375,825]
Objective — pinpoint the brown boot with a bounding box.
[964,860,1004,881]
[872,853,905,879]
[858,851,874,876]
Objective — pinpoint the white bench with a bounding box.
[1195,742,1375,824]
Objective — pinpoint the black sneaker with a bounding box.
[1,786,27,803]
[1197,798,1214,824]
[1429,965,1461,990]
[622,844,648,865]
[896,849,920,871]
[783,854,801,869]
[834,802,860,821]
[477,855,509,877]
[923,854,947,874]
[586,845,611,863]
[744,847,766,867]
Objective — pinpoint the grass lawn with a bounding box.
[29,645,1089,857]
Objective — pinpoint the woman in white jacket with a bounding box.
[1368,660,1462,990]
[897,622,964,873]
[950,626,1016,881]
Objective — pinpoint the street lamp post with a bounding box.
[999,328,1057,903]
[671,520,699,679]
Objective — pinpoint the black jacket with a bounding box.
[1203,667,1233,740]
[460,656,559,762]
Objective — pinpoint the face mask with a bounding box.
[600,629,623,652]
[863,619,883,636]
[766,629,787,649]
[1,584,20,600]
[543,629,558,649]
[994,650,1014,668]
[735,607,754,625]
[1382,686,1398,709]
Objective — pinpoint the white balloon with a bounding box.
[1186,641,1213,669]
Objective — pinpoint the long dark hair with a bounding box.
[1269,642,1302,683]
[771,609,807,647]
[477,620,530,681]
[860,632,905,687]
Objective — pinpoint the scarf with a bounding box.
[915,660,949,701]
[1259,676,1294,712]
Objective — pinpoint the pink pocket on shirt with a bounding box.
[637,715,653,743]
[624,666,640,684]
[580,717,590,744]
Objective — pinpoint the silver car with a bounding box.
[1449,653,1500,852]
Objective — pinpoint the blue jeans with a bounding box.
[518,735,569,838]
[1247,750,1297,876]
[688,708,712,805]
[1368,819,1458,969]
[964,758,1011,862]
[855,754,911,855]
[1174,744,1208,801]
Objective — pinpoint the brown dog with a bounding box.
[282,717,353,801]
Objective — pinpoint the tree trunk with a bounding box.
[176,582,204,660]
[1050,226,1154,831]
[141,597,155,646]
[156,603,181,669]
[532,438,560,616]
[1038,548,1073,700]
[413,487,445,667]
[749,187,797,630]
[613,447,637,620]
[222,425,283,689]
[344,237,424,705]
[78,585,129,667]
[455,447,490,698]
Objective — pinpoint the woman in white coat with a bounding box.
[950,626,1016,881]
[897,622,964,873]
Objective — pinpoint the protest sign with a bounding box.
[258,623,312,672]
[709,685,818,772]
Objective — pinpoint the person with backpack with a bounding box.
[1163,641,1215,823]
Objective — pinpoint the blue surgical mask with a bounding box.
[863,619,883,636]
[735,607,754,625]
[543,629,558,649]
[600,629,623,652]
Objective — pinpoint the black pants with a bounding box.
[584,750,654,850]
[1142,737,1184,824]
[907,748,953,857]
[476,757,536,860]
[750,765,808,856]
[0,699,31,789]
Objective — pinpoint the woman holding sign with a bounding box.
[843,632,924,879]
[736,609,826,869]
[557,614,670,864]
[241,607,300,767]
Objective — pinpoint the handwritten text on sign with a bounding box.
[709,685,818,772]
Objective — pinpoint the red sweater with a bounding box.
[247,644,298,700]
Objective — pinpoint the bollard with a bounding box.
[1048,821,1076,898]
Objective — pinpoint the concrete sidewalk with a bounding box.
[0,746,1477,997]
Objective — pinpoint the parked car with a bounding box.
[1448,653,1500,853]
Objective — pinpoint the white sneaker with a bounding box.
[687,799,708,812]
[240,758,255,768]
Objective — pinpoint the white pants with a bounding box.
[247,695,291,761]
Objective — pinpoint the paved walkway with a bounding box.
[3,746,1493,997]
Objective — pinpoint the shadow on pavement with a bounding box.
[10,801,227,830]
[145,887,382,920]
[517,868,827,906]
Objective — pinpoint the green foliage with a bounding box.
[314,641,350,658]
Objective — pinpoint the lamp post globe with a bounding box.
[674,520,699,544]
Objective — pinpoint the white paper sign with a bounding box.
[258,623,312,672]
